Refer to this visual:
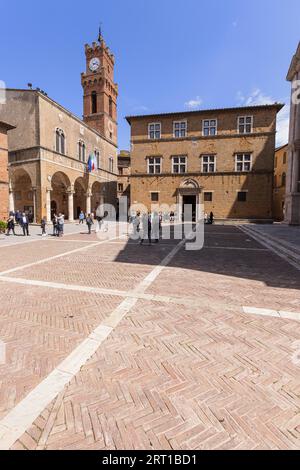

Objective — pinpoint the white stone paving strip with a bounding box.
[238,225,300,271]
[0,236,187,449]
[243,306,300,321]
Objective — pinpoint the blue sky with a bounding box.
[0,0,299,150]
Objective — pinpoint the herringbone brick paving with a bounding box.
[0,224,300,449]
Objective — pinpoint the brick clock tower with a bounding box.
[81,32,118,145]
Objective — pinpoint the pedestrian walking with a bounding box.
[204,212,208,224]
[6,215,15,236]
[52,214,58,236]
[209,211,214,224]
[20,212,30,236]
[86,213,94,234]
[79,211,85,224]
[41,217,47,236]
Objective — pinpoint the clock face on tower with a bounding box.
[89,57,100,72]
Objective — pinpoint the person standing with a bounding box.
[41,217,47,236]
[52,214,58,236]
[79,211,85,224]
[20,212,30,236]
[86,213,94,234]
[6,215,15,236]
[57,213,64,237]
[209,212,214,224]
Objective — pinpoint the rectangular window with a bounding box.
[237,191,247,202]
[148,157,161,174]
[283,152,287,164]
[172,156,187,174]
[118,183,123,192]
[238,116,253,134]
[109,157,114,173]
[204,192,213,202]
[148,123,161,139]
[173,121,187,138]
[235,153,252,172]
[203,119,217,136]
[119,168,123,175]
[202,155,216,173]
[151,192,159,202]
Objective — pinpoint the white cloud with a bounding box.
[132,105,149,113]
[276,104,290,147]
[236,88,289,147]
[185,96,203,109]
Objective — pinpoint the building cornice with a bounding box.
[287,42,300,81]
[126,103,284,123]
[130,131,276,145]
[129,170,273,178]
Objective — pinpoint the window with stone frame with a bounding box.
[78,141,86,162]
[202,155,216,173]
[202,119,217,136]
[55,129,66,154]
[151,192,159,202]
[148,123,161,140]
[238,116,253,134]
[204,192,213,202]
[173,121,187,138]
[235,153,252,172]
[172,156,187,174]
[109,157,114,173]
[118,183,124,192]
[147,157,162,174]
[95,150,100,169]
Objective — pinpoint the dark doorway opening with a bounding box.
[182,195,196,222]
[51,200,57,220]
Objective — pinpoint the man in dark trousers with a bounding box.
[20,212,30,236]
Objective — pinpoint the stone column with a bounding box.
[9,187,14,214]
[86,191,92,215]
[32,187,37,223]
[46,189,51,223]
[68,191,74,222]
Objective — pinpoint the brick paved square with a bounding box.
[0,224,300,450]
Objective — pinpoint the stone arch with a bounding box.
[10,168,34,221]
[74,176,87,218]
[50,171,71,219]
[180,178,200,189]
[91,181,103,215]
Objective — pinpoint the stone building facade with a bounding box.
[0,120,15,220]
[126,104,283,221]
[273,144,288,221]
[285,42,300,225]
[117,150,131,213]
[0,34,118,223]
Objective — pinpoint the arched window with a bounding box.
[91,91,97,114]
[282,173,286,187]
[55,129,66,154]
[78,140,86,162]
[56,129,60,152]
[109,96,113,118]
[95,150,100,169]
[60,131,65,155]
